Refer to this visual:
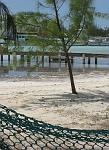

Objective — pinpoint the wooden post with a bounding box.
[12,52,17,70]
[49,56,51,63]
[20,54,24,67]
[65,57,67,64]
[48,56,51,68]
[36,56,38,63]
[71,56,73,64]
[1,55,3,62]
[95,57,97,65]
[12,52,17,63]
[58,52,61,69]
[8,55,10,62]
[21,54,24,62]
[82,54,85,64]
[58,52,61,63]
[88,57,90,64]
[83,63,85,72]
[27,55,31,66]
[42,55,44,67]
[1,55,3,66]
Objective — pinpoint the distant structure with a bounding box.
[88,37,109,45]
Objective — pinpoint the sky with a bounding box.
[1,0,109,28]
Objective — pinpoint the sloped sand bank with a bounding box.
[1,71,109,129]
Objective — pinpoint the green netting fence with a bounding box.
[0,104,109,150]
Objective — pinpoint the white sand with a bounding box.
[1,71,109,129]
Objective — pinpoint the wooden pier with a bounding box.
[0,51,109,65]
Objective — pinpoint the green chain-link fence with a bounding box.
[0,104,109,150]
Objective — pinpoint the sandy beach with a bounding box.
[1,71,109,130]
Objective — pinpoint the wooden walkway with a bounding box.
[0,50,109,65]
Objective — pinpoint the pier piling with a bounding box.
[49,56,51,63]
[88,57,90,64]
[0,51,108,68]
[95,57,97,65]
[82,54,85,64]
[71,57,73,64]
[21,55,24,62]
[12,52,17,63]
[8,55,10,62]
[42,56,44,67]
[1,55,3,62]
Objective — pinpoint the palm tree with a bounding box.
[0,1,16,41]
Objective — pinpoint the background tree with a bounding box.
[15,12,44,33]
[92,11,109,37]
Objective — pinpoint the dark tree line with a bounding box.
[88,24,109,37]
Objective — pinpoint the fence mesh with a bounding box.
[0,104,109,150]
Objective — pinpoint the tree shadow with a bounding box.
[14,89,109,111]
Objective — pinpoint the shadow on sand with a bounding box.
[12,89,109,111]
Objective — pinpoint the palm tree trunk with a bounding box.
[65,51,77,94]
